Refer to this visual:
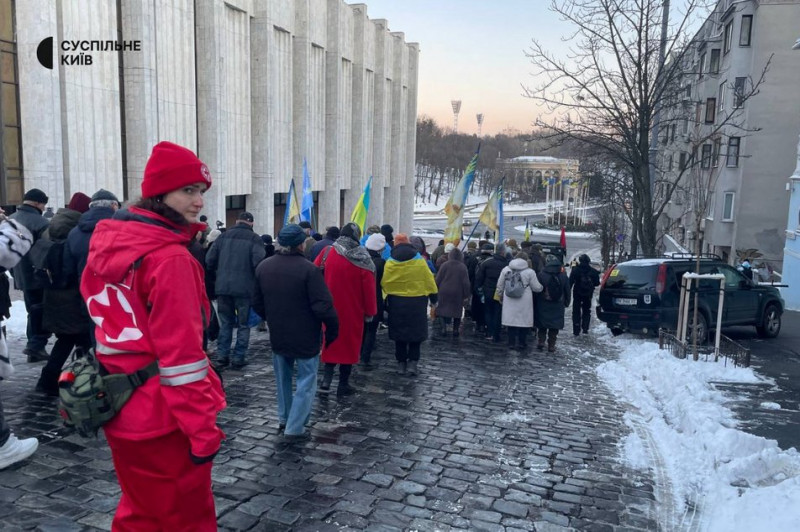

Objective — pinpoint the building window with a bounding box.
[707,192,715,219]
[701,144,713,169]
[670,123,676,142]
[705,98,716,123]
[712,138,721,168]
[726,137,740,167]
[683,84,692,100]
[668,153,674,171]
[739,15,752,46]
[679,152,688,171]
[722,192,735,221]
[723,21,733,54]
[682,118,690,135]
[698,53,706,79]
[718,81,725,113]
[710,49,721,74]
[734,77,746,108]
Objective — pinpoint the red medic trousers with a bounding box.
[106,430,217,531]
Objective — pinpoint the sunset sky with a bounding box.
[361,0,574,136]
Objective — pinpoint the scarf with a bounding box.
[333,236,375,273]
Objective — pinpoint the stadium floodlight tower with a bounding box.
[476,113,484,137]
[451,100,462,133]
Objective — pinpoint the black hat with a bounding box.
[380,224,394,236]
[480,243,494,253]
[278,224,306,248]
[325,226,340,240]
[90,188,119,203]
[298,221,312,229]
[261,234,273,245]
[579,254,591,264]
[340,222,361,243]
[238,212,254,223]
[23,188,49,204]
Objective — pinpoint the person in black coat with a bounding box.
[261,234,275,259]
[360,233,386,369]
[475,244,510,342]
[65,189,120,282]
[309,226,340,261]
[9,189,51,362]
[467,243,492,335]
[535,255,571,352]
[568,254,600,336]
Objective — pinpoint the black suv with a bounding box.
[596,256,784,340]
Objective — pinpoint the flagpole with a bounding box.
[460,220,481,252]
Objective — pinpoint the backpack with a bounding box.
[542,272,563,302]
[0,218,33,270]
[504,270,527,298]
[578,271,595,295]
[29,237,67,289]
[57,349,158,437]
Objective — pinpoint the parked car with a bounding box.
[596,255,784,340]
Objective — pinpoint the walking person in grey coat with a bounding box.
[534,255,571,352]
[434,247,471,338]
[205,211,266,369]
[495,253,542,350]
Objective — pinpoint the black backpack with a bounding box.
[578,271,595,295]
[29,237,67,289]
[542,272,563,302]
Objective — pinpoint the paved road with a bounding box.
[1,319,659,531]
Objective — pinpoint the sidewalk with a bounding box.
[0,323,658,531]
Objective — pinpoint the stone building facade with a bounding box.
[1,0,418,235]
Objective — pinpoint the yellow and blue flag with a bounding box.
[478,180,504,240]
[300,157,314,224]
[444,145,480,243]
[350,176,372,233]
[283,179,301,226]
[524,220,530,242]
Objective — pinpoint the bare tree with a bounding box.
[522,0,770,256]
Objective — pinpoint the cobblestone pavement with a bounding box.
[0,319,659,531]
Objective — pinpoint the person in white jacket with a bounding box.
[494,254,543,350]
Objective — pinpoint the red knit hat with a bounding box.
[67,192,91,213]
[141,141,212,199]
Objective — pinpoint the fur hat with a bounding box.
[142,141,212,198]
[365,233,386,251]
[67,192,91,214]
[394,233,410,245]
[444,243,455,253]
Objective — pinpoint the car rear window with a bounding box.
[605,264,657,289]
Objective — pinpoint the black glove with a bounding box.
[189,449,218,465]
[324,331,338,348]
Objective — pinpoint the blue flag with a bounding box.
[300,157,314,223]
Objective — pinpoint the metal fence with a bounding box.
[658,329,750,368]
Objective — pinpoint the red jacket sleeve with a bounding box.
[146,254,225,458]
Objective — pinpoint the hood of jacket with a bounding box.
[87,207,203,283]
[390,242,419,262]
[509,257,529,270]
[48,208,81,239]
[543,263,563,275]
[77,206,116,234]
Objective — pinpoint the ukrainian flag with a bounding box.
[524,220,531,242]
[284,179,301,226]
[350,176,372,233]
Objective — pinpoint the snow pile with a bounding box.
[597,338,800,531]
[5,300,28,342]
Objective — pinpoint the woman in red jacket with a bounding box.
[314,222,377,395]
[81,141,225,531]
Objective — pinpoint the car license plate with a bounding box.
[615,298,637,306]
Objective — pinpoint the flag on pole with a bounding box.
[443,145,480,244]
[478,181,502,234]
[284,179,301,226]
[350,176,373,234]
[524,220,530,242]
[300,157,314,223]
[498,181,504,242]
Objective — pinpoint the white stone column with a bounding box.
[372,20,391,227]
[400,43,420,233]
[16,0,64,203]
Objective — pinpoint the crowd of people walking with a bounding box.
[0,140,602,528]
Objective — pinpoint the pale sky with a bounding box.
[359,0,574,136]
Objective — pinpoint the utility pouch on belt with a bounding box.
[58,350,158,438]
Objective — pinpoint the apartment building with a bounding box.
[659,0,800,266]
[0,0,419,234]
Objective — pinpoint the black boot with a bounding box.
[337,365,356,396]
[35,367,60,397]
[320,363,334,392]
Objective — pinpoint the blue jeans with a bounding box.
[216,296,252,364]
[272,354,319,436]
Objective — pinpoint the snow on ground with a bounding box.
[5,300,28,342]
[597,337,800,531]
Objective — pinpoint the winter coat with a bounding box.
[475,253,509,300]
[494,258,543,328]
[9,204,49,291]
[41,207,87,335]
[368,249,386,320]
[81,207,225,458]
[382,243,438,343]
[569,262,600,297]
[253,249,339,359]
[65,206,116,282]
[309,238,335,261]
[435,248,471,319]
[314,244,377,365]
[205,222,265,298]
[534,264,571,330]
